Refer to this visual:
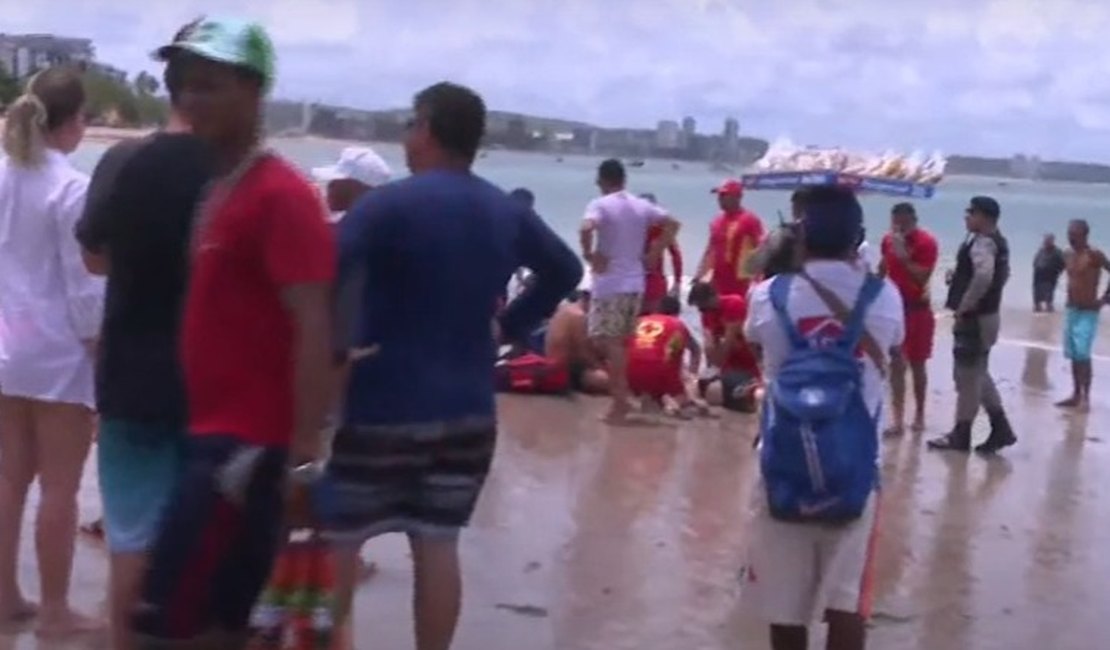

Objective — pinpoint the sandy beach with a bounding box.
[0,308,1102,650]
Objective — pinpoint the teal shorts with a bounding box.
[1064,308,1099,362]
[97,420,185,553]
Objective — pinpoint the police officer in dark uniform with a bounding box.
[928,196,1017,453]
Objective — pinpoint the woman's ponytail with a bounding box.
[2,91,47,166]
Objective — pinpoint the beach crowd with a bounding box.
[0,14,1106,650]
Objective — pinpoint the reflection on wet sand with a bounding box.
[1021,314,1056,392]
[4,326,1110,649]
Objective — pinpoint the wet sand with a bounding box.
[3,309,1109,650]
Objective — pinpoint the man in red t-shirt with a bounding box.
[639,193,683,314]
[134,20,337,647]
[878,202,939,436]
[688,282,762,412]
[695,179,764,298]
[627,296,702,414]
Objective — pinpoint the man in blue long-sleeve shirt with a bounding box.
[324,82,582,650]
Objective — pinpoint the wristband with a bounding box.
[288,459,325,485]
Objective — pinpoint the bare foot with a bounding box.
[601,404,641,426]
[911,416,926,433]
[1056,397,1080,409]
[883,425,904,438]
[79,519,105,543]
[666,402,696,420]
[35,609,103,639]
[0,598,37,631]
[601,399,634,425]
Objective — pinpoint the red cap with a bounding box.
[711,179,744,196]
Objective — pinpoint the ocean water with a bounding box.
[72,139,1110,310]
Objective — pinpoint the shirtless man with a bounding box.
[1056,219,1110,411]
[545,290,610,394]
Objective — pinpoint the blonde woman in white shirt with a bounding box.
[0,66,104,638]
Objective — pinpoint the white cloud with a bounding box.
[1,0,1108,159]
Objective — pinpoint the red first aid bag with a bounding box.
[495,353,570,394]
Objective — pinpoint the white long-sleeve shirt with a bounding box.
[0,149,104,407]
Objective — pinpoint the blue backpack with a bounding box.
[760,273,884,523]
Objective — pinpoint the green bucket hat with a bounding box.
[153,16,275,91]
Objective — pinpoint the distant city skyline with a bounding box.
[3,0,1109,161]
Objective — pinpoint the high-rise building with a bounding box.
[722,117,740,162]
[723,117,739,140]
[656,120,681,150]
[0,34,94,79]
[682,116,697,137]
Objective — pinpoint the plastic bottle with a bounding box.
[310,539,336,649]
[250,547,294,649]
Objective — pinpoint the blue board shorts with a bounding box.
[1064,308,1099,362]
[97,420,185,553]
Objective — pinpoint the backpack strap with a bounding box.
[768,274,807,350]
[799,271,888,375]
[841,275,885,348]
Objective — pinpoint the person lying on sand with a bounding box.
[687,282,763,413]
[545,290,611,394]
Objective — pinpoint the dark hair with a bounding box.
[2,66,85,165]
[800,185,863,259]
[1069,219,1090,235]
[790,186,814,206]
[509,187,535,210]
[658,295,682,316]
[762,223,801,278]
[413,82,486,161]
[891,202,916,217]
[163,58,184,105]
[162,18,202,105]
[597,158,625,186]
[687,281,716,307]
[969,196,1000,221]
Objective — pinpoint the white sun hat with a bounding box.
[312,146,393,187]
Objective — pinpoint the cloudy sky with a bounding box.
[3,0,1109,160]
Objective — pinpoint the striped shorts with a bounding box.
[322,415,497,544]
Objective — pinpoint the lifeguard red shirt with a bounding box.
[182,155,336,447]
[627,314,689,398]
[880,228,939,307]
[709,209,763,297]
[700,294,760,376]
[628,314,689,372]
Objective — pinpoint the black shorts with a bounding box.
[132,434,287,642]
[699,371,758,413]
[323,415,496,544]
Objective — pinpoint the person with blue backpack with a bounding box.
[739,186,905,650]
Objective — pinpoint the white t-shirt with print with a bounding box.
[743,260,905,421]
[582,190,668,298]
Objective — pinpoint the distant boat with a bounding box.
[556,156,564,163]
[627,159,645,168]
